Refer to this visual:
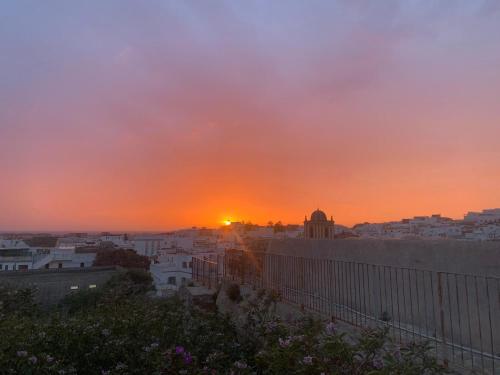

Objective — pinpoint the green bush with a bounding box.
[59,269,153,313]
[93,248,150,270]
[0,283,38,317]
[58,287,104,314]
[0,275,448,374]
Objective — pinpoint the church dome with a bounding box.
[310,209,328,222]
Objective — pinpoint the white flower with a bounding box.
[115,362,127,370]
[28,356,38,364]
[16,351,28,357]
[302,355,313,365]
[101,329,110,336]
[234,360,248,369]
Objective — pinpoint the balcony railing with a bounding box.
[193,249,500,374]
[191,256,222,290]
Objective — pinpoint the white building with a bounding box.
[99,233,131,248]
[0,241,96,272]
[0,239,33,271]
[464,224,500,241]
[150,250,220,295]
[57,236,99,249]
[464,209,500,224]
[133,235,166,257]
[353,223,385,238]
[150,253,193,294]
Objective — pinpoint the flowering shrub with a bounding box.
[0,275,448,374]
[0,283,38,316]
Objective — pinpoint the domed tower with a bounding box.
[304,209,335,239]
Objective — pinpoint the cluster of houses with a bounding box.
[352,209,500,241]
[0,229,240,295]
[2,208,499,295]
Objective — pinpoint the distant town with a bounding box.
[1,207,499,296]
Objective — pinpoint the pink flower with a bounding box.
[278,337,291,348]
[325,321,336,335]
[303,355,313,365]
[372,358,384,369]
[393,349,401,360]
[175,346,185,354]
[183,352,193,364]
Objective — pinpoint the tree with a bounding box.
[273,221,285,233]
[93,249,150,270]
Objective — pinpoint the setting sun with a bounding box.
[223,220,232,226]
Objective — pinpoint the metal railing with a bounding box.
[193,250,500,374]
[192,256,222,290]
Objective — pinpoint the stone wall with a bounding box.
[267,239,500,277]
[0,267,119,305]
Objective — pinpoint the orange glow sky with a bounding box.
[1,1,500,231]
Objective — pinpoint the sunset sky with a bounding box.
[1,1,500,231]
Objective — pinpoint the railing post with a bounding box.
[192,258,195,282]
[437,272,449,368]
[208,262,212,289]
[240,251,246,284]
[202,260,206,287]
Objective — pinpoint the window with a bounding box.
[325,228,329,238]
[188,262,192,268]
[89,284,97,289]
[168,277,176,285]
[70,286,79,290]
[45,264,49,269]
[4,265,8,270]
[58,263,62,269]
[181,277,186,284]
[18,265,28,271]
[80,262,85,268]
[182,262,187,268]
[310,227,314,238]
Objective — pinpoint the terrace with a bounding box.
[193,249,500,374]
